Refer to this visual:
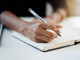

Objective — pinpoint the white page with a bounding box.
[12,17,80,51]
[20,17,80,43]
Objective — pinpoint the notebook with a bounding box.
[0,24,3,36]
[0,24,3,45]
[12,17,80,52]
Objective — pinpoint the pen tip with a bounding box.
[58,34,61,37]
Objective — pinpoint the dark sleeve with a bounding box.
[0,1,9,14]
[0,0,7,14]
[0,9,10,14]
[0,9,5,14]
[47,0,67,11]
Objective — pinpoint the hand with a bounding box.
[19,21,60,43]
[57,8,67,19]
[46,12,62,23]
[32,12,63,26]
[32,17,62,29]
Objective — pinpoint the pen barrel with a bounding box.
[28,8,47,23]
[28,8,61,37]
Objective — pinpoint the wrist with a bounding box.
[47,12,62,23]
[18,20,31,33]
[57,8,67,19]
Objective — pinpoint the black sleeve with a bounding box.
[0,9,5,14]
[47,0,67,11]
[0,8,9,14]
[0,0,9,14]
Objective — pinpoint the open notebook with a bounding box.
[12,17,80,52]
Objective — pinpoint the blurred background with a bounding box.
[46,0,80,16]
[0,0,80,60]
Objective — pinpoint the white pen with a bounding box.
[28,8,61,37]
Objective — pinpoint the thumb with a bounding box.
[55,24,62,28]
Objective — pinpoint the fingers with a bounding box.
[35,25,58,42]
[39,22,49,29]
[39,22,58,32]
[20,21,61,43]
[34,22,61,43]
[55,25,62,28]
[35,34,51,41]
[56,29,61,34]
[35,33,57,43]
[48,25,58,32]
[36,28,54,38]
[35,38,47,43]
[39,22,60,36]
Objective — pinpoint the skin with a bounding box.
[46,12,62,24]
[57,8,68,19]
[20,22,60,43]
[33,8,67,25]
[0,0,68,43]
[0,6,67,43]
[0,11,62,43]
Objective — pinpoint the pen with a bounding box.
[28,8,61,37]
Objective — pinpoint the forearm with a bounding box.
[46,0,67,24]
[46,8,67,24]
[0,11,30,32]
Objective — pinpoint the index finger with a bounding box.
[39,22,49,29]
[48,25,58,33]
[39,22,60,34]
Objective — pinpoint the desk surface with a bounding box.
[0,17,80,60]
